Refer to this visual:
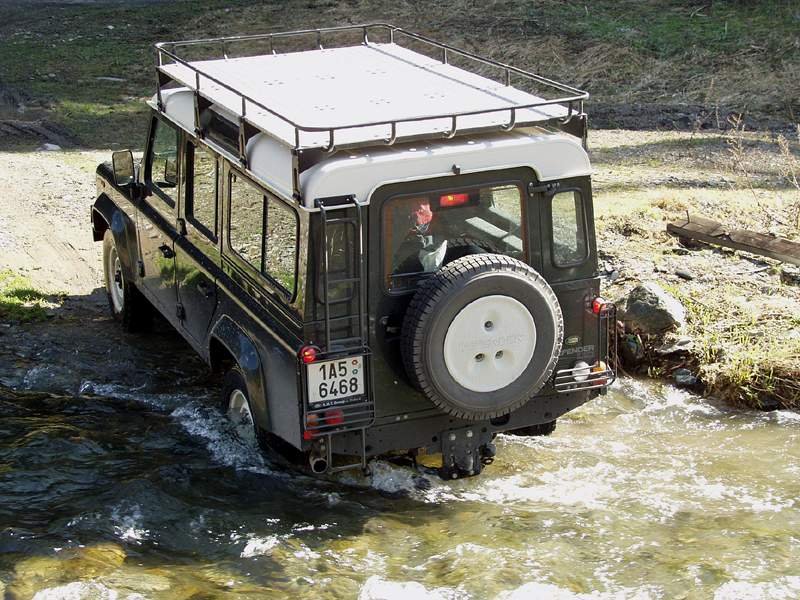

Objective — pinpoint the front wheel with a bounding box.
[102,229,152,332]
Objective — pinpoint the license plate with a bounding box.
[307,356,365,405]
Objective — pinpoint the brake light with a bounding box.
[439,193,470,207]
[592,297,610,315]
[300,345,319,364]
[325,409,344,426]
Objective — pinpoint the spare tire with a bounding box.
[401,254,563,420]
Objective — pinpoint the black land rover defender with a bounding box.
[91,25,615,480]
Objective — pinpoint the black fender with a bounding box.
[209,315,270,430]
[92,193,139,280]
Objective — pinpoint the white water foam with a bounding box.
[714,577,800,600]
[240,534,282,558]
[79,382,277,475]
[109,503,148,543]
[358,576,457,600]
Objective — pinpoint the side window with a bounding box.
[146,118,179,206]
[229,173,298,296]
[551,190,588,266]
[186,143,217,239]
[265,199,298,293]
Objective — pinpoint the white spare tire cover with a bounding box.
[401,254,563,420]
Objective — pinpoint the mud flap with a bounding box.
[439,425,496,479]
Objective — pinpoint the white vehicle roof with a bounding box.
[159,42,576,149]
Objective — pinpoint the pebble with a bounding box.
[675,269,694,281]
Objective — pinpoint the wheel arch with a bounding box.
[208,315,270,430]
[93,194,138,279]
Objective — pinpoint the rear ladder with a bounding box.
[308,195,374,473]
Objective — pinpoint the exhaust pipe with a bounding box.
[309,454,329,474]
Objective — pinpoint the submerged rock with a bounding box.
[617,282,686,334]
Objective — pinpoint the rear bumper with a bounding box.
[328,388,594,457]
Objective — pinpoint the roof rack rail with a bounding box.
[154,23,589,159]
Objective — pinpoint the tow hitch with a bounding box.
[439,425,496,479]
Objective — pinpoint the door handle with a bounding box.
[158,244,174,259]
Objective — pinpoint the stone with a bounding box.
[617,282,687,334]
[620,333,645,366]
[36,143,61,151]
[673,368,698,387]
[675,269,694,280]
[780,265,800,286]
[655,335,694,355]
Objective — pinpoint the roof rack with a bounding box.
[154,23,589,162]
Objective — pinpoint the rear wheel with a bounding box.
[221,366,281,458]
[221,367,258,446]
[102,229,152,332]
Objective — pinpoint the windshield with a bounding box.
[383,183,524,290]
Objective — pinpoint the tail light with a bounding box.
[439,192,470,207]
[592,297,610,315]
[572,360,591,382]
[592,361,609,386]
[300,345,319,364]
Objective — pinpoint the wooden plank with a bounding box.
[667,214,800,266]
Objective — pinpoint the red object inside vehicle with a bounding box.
[439,193,470,207]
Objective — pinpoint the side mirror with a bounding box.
[112,150,135,187]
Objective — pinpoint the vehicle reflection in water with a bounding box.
[0,378,798,598]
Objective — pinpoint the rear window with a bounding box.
[383,183,524,290]
[551,190,588,266]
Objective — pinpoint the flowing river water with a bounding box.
[1,378,799,599]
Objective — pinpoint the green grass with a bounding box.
[665,283,800,409]
[0,270,62,323]
[534,1,799,58]
[0,0,246,148]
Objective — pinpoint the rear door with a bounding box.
[174,139,221,347]
[537,176,601,369]
[367,167,541,417]
[138,116,180,321]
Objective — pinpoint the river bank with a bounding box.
[591,128,800,410]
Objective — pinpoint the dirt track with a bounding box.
[0,150,105,297]
[0,149,210,395]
